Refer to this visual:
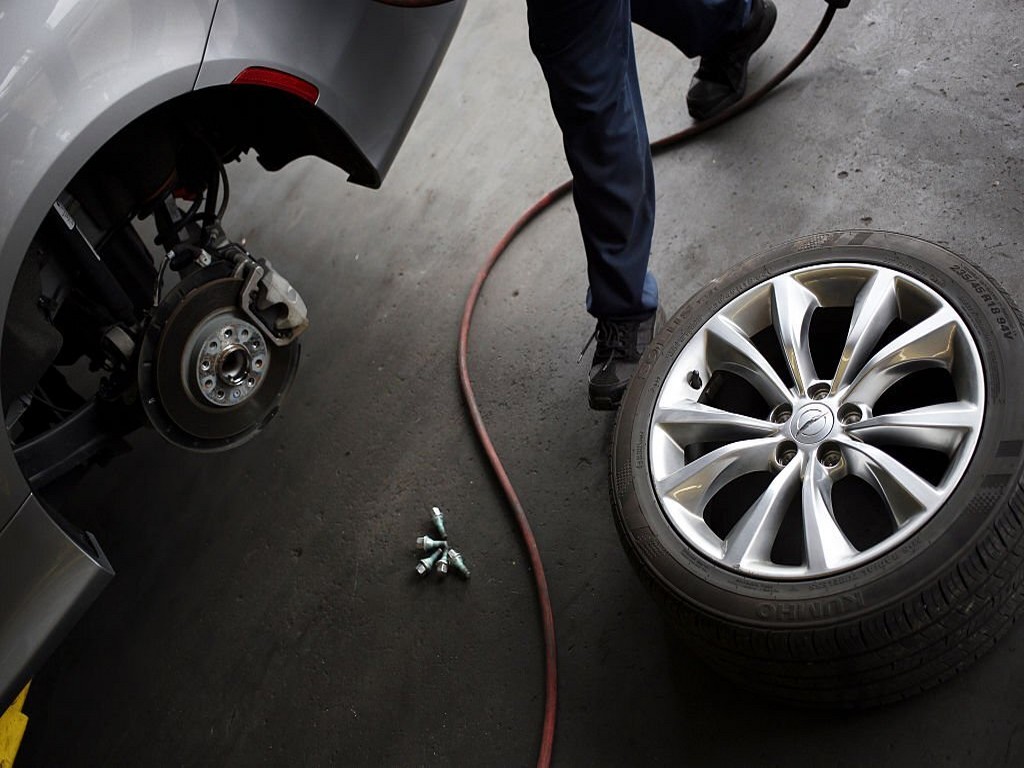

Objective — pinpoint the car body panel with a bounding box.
[0,495,115,706]
[195,0,467,186]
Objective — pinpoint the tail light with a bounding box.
[232,67,319,104]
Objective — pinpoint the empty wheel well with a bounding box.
[67,84,377,231]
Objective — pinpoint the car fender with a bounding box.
[0,0,217,520]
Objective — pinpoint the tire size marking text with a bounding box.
[950,264,1016,340]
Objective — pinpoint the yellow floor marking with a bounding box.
[0,683,30,768]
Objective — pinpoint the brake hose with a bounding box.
[456,4,844,766]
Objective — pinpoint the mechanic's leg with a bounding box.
[527,0,661,409]
[630,0,750,58]
[527,0,657,322]
[632,0,774,122]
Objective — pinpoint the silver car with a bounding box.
[0,0,465,707]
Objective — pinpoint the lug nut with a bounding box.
[417,535,447,552]
[416,548,445,576]
[447,548,470,579]
[771,405,793,424]
[779,450,796,466]
[436,550,450,576]
[840,410,862,425]
[430,506,447,539]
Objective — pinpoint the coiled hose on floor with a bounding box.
[456,5,843,765]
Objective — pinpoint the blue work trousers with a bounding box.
[527,0,749,320]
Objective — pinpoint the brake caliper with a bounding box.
[235,257,310,346]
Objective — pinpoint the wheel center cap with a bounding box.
[792,403,835,444]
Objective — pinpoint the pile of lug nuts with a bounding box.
[415,506,470,579]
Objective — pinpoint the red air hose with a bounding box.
[456,7,838,766]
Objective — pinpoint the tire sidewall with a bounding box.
[612,230,1024,628]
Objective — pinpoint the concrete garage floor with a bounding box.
[17,0,1024,765]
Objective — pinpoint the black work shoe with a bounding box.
[584,309,663,411]
[686,0,777,122]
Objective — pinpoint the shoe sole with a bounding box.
[686,0,778,122]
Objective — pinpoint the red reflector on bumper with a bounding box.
[232,67,319,104]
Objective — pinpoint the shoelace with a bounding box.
[577,320,635,370]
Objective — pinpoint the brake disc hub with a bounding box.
[138,262,300,452]
[191,317,268,407]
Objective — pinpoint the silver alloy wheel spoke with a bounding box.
[771,275,820,396]
[704,315,793,407]
[722,458,801,569]
[832,271,899,391]
[842,307,960,404]
[649,263,985,579]
[847,402,979,453]
[655,437,781,512]
[653,401,779,444]
[802,457,857,572]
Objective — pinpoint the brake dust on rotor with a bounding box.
[138,224,308,452]
[414,506,470,578]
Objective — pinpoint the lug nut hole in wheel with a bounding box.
[808,382,831,400]
[770,404,792,424]
[819,443,843,469]
[775,441,798,469]
[838,403,863,425]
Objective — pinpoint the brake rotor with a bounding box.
[138,264,300,451]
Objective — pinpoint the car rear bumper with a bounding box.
[195,0,468,186]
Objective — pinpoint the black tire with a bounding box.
[611,230,1024,707]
